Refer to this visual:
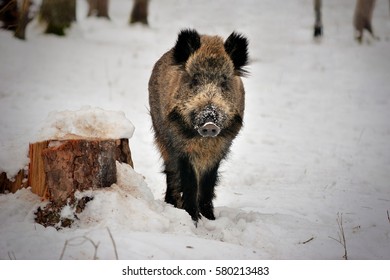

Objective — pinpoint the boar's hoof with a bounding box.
[198,122,220,137]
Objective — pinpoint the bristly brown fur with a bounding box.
[149,29,249,222]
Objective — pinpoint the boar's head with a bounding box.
[168,29,249,139]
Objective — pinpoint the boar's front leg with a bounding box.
[178,156,201,222]
[164,172,182,208]
[164,155,200,222]
[199,163,220,220]
[164,157,184,208]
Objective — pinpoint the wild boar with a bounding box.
[148,29,249,223]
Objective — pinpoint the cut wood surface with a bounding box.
[28,140,50,198]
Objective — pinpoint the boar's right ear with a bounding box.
[224,32,249,76]
[173,29,201,65]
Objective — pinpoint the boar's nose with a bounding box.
[198,122,221,137]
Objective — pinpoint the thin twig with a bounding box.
[387,210,390,224]
[301,237,314,244]
[107,227,118,260]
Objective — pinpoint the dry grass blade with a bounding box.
[59,229,118,259]
[329,212,348,260]
[107,227,118,260]
[8,251,16,260]
[59,236,100,260]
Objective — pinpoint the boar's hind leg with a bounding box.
[179,156,201,222]
[199,163,219,220]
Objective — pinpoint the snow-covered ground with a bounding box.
[1,0,390,259]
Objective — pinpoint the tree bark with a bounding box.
[0,170,28,194]
[14,0,31,40]
[0,0,18,30]
[313,0,323,37]
[353,0,376,42]
[130,0,149,25]
[40,0,76,36]
[87,0,110,19]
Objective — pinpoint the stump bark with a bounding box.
[28,138,133,204]
[0,170,27,194]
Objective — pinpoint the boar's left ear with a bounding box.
[173,29,201,65]
[224,32,249,76]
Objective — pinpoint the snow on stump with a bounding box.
[29,107,135,205]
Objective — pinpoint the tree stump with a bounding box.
[28,138,133,205]
[0,170,28,194]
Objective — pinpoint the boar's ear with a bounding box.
[173,29,201,65]
[224,32,249,76]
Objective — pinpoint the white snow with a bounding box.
[1,0,390,260]
[36,106,135,141]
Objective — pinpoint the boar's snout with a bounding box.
[193,104,226,137]
[198,122,221,137]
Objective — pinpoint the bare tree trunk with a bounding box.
[0,0,18,30]
[87,0,110,19]
[130,0,149,25]
[40,0,76,36]
[70,0,76,22]
[353,0,376,42]
[313,0,323,37]
[14,0,31,40]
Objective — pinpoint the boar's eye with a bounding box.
[220,75,229,89]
